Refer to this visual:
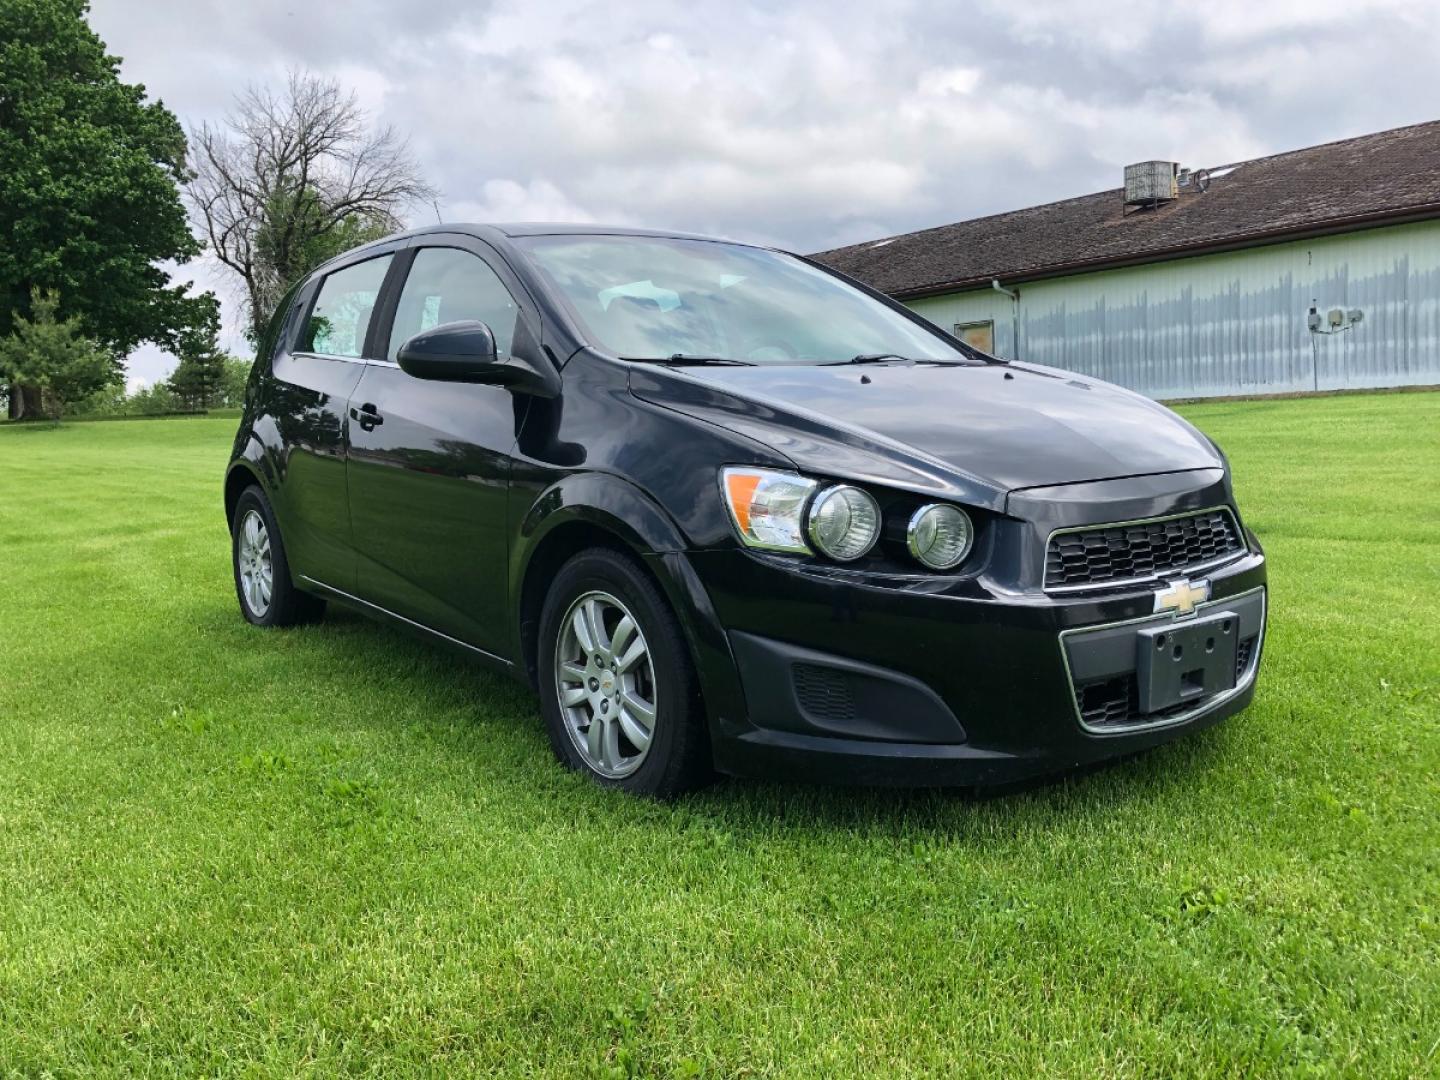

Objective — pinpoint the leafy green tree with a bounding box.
[1,0,218,418]
[70,381,129,418]
[0,288,113,419]
[126,381,180,415]
[72,354,250,417]
[70,378,180,417]
[219,358,252,408]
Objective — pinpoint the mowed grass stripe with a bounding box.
[0,394,1436,1076]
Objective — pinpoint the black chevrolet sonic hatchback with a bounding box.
[226,223,1267,796]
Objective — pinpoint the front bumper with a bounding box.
[679,539,1267,788]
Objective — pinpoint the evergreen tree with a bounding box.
[0,288,113,419]
[167,338,229,411]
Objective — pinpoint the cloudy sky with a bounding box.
[87,0,1440,386]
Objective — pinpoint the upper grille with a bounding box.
[1045,509,1244,590]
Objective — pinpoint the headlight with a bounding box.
[807,485,880,561]
[720,468,817,553]
[907,503,973,570]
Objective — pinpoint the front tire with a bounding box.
[231,485,325,627]
[538,549,710,797]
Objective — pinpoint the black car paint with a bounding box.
[630,360,1225,501]
[227,223,1266,786]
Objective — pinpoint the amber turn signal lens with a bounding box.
[719,468,817,553]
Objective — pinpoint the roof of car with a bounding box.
[307,222,783,281]
[810,119,1440,299]
[405,222,758,245]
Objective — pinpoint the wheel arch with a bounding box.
[511,473,749,751]
[224,460,265,527]
[224,419,284,526]
[512,472,694,689]
[516,519,641,687]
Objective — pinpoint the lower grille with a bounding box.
[1046,508,1244,591]
[1074,633,1259,730]
[1235,636,1255,679]
[792,663,857,724]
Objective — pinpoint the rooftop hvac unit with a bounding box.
[1124,161,1179,207]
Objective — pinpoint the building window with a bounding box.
[954,320,994,353]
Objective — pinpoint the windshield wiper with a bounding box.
[822,353,975,367]
[820,353,911,366]
[625,353,757,367]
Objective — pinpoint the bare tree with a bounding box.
[188,71,436,341]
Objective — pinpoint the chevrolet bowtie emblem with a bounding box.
[1155,577,1210,616]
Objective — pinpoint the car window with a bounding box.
[517,235,971,365]
[298,255,393,358]
[387,248,519,361]
[259,279,308,367]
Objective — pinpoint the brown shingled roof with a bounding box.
[811,120,1440,299]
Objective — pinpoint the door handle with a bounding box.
[350,404,383,431]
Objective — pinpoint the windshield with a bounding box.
[515,234,972,365]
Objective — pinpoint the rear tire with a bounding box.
[538,548,711,797]
[231,485,325,627]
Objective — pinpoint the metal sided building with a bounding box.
[813,121,1440,400]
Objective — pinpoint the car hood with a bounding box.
[628,360,1222,508]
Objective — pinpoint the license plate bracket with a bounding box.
[1135,610,1239,714]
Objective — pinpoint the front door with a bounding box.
[269,252,394,590]
[345,241,528,659]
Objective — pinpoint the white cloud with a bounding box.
[917,67,983,97]
[449,179,613,225]
[83,0,1440,382]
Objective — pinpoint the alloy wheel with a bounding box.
[237,509,274,618]
[555,590,658,779]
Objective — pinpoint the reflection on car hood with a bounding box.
[629,360,1222,504]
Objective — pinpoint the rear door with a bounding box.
[345,238,530,658]
[267,250,395,591]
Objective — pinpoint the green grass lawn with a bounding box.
[1,394,1437,1077]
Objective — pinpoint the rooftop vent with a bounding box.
[1124,160,1179,209]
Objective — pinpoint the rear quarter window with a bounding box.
[298,255,393,358]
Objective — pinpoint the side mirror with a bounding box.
[396,320,560,397]
[395,320,501,383]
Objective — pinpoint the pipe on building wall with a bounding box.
[992,279,1020,359]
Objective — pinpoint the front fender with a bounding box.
[509,472,748,737]
[516,471,691,557]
